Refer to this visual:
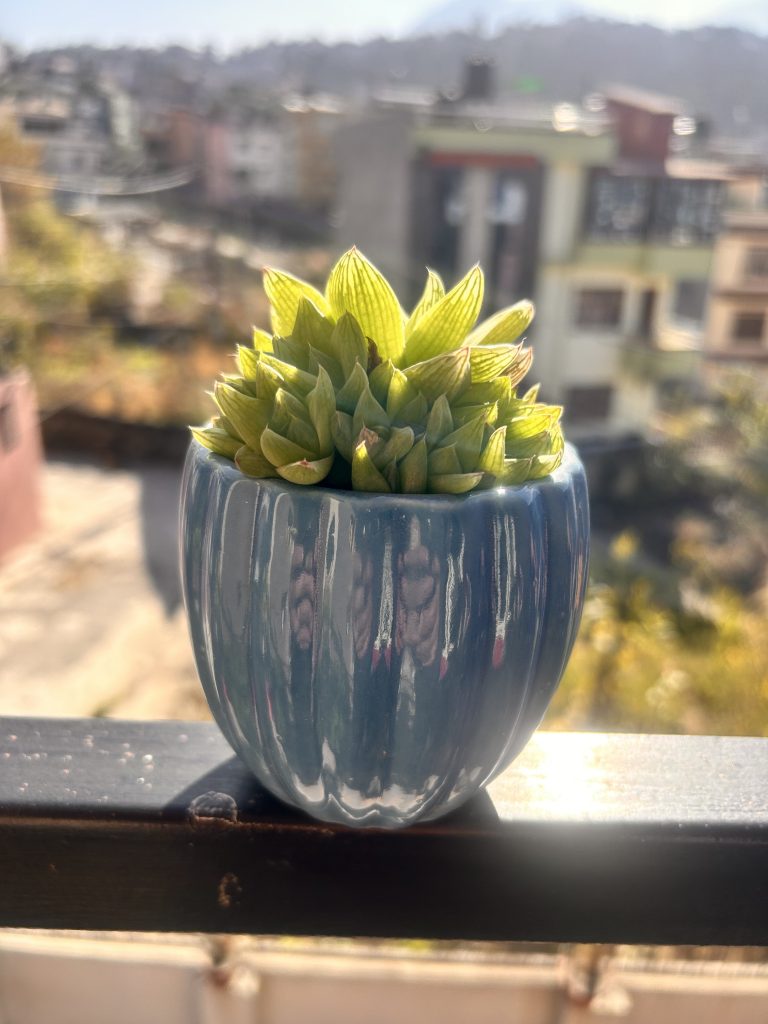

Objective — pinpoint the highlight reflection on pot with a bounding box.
[352,551,374,662]
[289,544,315,652]
[395,528,441,670]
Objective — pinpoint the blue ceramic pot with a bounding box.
[180,439,589,828]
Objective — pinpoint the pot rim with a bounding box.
[187,438,584,508]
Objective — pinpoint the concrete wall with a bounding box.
[333,111,415,295]
[539,162,585,264]
[707,230,768,352]
[2,932,768,1024]
[229,122,287,199]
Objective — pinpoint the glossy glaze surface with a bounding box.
[180,440,590,828]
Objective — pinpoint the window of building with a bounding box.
[488,168,540,305]
[564,386,614,423]
[732,312,765,343]
[746,248,768,279]
[425,165,465,282]
[651,179,723,244]
[574,288,624,329]
[585,172,652,241]
[673,279,708,324]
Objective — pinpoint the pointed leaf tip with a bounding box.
[403,264,484,365]
[263,266,331,337]
[326,248,405,362]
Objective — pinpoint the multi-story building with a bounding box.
[705,169,768,367]
[334,77,725,437]
[165,92,343,212]
[227,104,289,201]
[0,56,141,181]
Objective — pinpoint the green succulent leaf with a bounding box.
[260,353,318,398]
[386,367,418,419]
[425,394,454,447]
[378,425,415,465]
[352,383,390,437]
[287,416,321,454]
[428,444,463,475]
[277,455,334,485]
[235,445,279,477]
[505,405,563,441]
[306,366,335,454]
[439,413,486,472]
[392,392,429,427]
[213,382,271,451]
[455,378,513,407]
[272,335,310,372]
[499,458,535,485]
[332,411,355,462]
[506,421,564,460]
[352,438,391,492]
[253,360,283,402]
[406,269,445,335]
[336,361,370,415]
[399,437,428,493]
[263,267,331,336]
[273,387,311,424]
[326,248,405,362]
[404,347,471,402]
[369,359,395,406]
[527,452,563,479]
[357,424,385,458]
[508,346,534,388]
[403,265,483,365]
[252,328,273,353]
[260,428,314,468]
[333,312,369,380]
[478,425,507,475]
[191,426,242,459]
[306,346,343,390]
[470,344,528,383]
[219,374,255,396]
[291,297,335,356]
[237,344,261,379]
[466,299,535,347]
[213,413,239,437]
[452,402,498,428]
[429,472,484,495]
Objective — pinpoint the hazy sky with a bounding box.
[0,0,734,51]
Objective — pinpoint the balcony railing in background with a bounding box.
[1,717,767,945]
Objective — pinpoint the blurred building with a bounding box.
[162,92,344,214]
[335,73,726,437]
[705,168,768,367]
[0,55,141,179]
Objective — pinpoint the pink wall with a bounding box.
[606,100,675,163]
[203,120,234,206]
[0,370,42,563]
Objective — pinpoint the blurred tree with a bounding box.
[0,120,132,375]
[551,375,768,737]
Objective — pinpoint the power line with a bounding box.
[0,164,194,195]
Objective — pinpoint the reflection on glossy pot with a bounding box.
[180,439,589,828]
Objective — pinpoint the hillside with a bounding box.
[15,17,768,139]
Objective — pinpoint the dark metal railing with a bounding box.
[1,717,767,944]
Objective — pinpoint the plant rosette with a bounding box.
[181,249,589,828]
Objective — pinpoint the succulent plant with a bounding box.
[192,248,565,494]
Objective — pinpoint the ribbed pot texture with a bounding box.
[180,439,589,828]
